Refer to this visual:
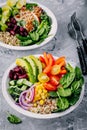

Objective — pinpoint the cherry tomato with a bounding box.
[44,82,57,91]
[51,65,61,75]
[38,73,50,83]
[50,76,59,86]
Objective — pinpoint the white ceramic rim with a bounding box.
[2,55,85,119]
[0,1,57,50]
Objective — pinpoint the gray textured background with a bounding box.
[0,0,87,130]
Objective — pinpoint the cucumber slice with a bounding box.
[9,80,16,86]
[23,79,33,86]
[21,85,28,91]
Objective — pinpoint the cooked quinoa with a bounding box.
[29,98,57,114]
[0,32,20,46]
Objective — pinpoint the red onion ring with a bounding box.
[18,85,35,110]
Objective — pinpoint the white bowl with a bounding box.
[2,55,85,119]
[0,1,57,50]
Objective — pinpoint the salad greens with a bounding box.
[8,78,32,102]
[59,72,75,88]
[17,15,51,46]
[7,113,22,124]
[26,3,38,11]
[0,0,52,46]
[50,64,84,112]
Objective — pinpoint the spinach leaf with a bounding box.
[38,27,45,36]
[7,113,22,124]
[29,32,39,41]
[36,39,44,45]
[71,77,84,93]
[49,91,58,98]
[75,66,82,80]
[33,20,39,30]
[26,3,38,11]
[40,13,52,25]
[57,97,69,110]
[58,87,72,97]
[68,93,79,106]
[59,72,75,88]
[66,63,74,72]
[0,8,2,14]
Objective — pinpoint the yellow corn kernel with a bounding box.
[38,89,42,94]
[39,100,44,105]
[35,95,41,100]
[41,95,46,100]
[43,89,47,94]
[33,103,37,107]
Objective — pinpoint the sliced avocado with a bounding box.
[29,55,42,75]
[16,58,36,83]
[23,56,37,81]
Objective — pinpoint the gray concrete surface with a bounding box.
[0,0,87,130]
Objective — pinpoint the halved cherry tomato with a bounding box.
[51,64,61,75]
[44,82,57,91]
[38,73,50,83]
[50,75,59,86]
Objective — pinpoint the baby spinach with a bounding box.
[68,93,80,106]
[59,72,75,88]
[40,13,52,26]
[26,3,38,11]
[49,91,58,98]
[75,66,82,80]
[33,20,39,30]
[7,113,22,124]
[71,77,84,93]
[0,7,2,14]
[66,63,74,72]
[20,39,33,46]
[58,87,72,97]
[29,32,39,41]
[38,27,45,36]
[57,97,69,110]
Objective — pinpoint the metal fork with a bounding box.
[71,12,87,54]
[68,22,87,75]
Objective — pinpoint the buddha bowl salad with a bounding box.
[8,52,84,114]
[0,0,52,46]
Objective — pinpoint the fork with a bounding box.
[71,12,87,54]
[68,22,87,75]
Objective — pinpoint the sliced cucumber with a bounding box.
[9,80,16,86]
[21,85,28,91]
[23,79,33,86]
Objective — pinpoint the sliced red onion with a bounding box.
[25,87,34,102]
[19,85,35,110]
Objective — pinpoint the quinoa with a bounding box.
[28,98,57,114]
[0,32,20,46]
